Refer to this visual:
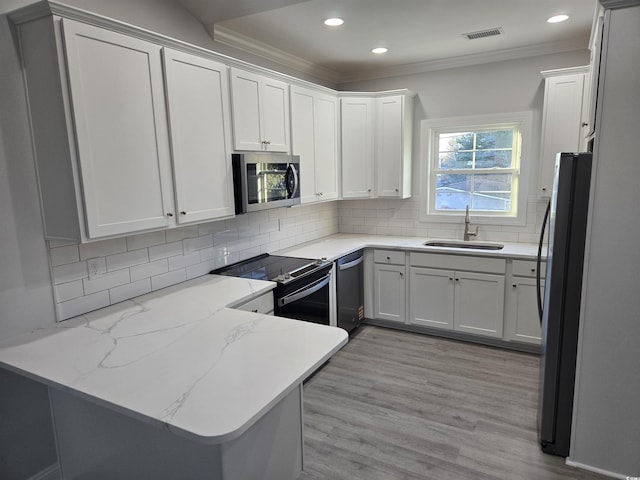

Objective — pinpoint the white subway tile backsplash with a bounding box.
[52,261,88,285]
[106,249,149,272]
[168,252,201,271]
[49,203,339,321]
[149,241,184,261]
[49,244,80,267]
[183,234,213,253]
[126,231,166,251]
[83,269,130,295]
[130,259,169,282]
[165,225,198,243]
[79,238,127,261]
[54,280,84,303]
[186,260,216,280]
[56,291,110,321]
[151,268,187,291]
[110,278,152,304]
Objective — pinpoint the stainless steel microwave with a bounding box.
[232,153,301,214]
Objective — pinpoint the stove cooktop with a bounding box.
[210,254,328,283]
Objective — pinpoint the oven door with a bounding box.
[275,265,332,325]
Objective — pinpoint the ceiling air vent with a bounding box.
[462,27,503,40]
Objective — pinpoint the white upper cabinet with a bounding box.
[163,49,235,224]
[538,67,589,197]
[375,94,413,198]
[339,91,414,199]
[61,19,175,239]
[340,97,375,199]
[230,68,290,152]
[290,85,338,204]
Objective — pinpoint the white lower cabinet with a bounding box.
[373,261,406,323]
[453,271,505,338]
[409,267,454,330]
[504,260,546,345]
[408,253,506,339]
[409,267,505,338]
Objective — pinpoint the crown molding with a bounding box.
[212,24,340,84]
[599,0,640,8]
[207,24,589,85]
[338,37,590,84]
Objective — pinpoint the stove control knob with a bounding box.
[284,273,291,280]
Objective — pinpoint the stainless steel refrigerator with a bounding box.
[536,152,592,457]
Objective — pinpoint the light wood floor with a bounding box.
[299,325,607,480]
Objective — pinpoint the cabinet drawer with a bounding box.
[410,252,505,274]
[512,260,546,278]
[374,249,406,265]
[233,291,274,314]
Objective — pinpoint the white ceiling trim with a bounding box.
[211,24,589,85]
[338,37,591,84]
[212,24,340,84]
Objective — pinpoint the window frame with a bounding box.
[420,111,533,226]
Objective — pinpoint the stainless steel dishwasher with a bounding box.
[336,249,364,334]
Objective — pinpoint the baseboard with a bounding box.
[565,458,631,479]
[362,318,542,354]
[28,463,61,480]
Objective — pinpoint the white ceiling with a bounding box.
[177,0,597,84]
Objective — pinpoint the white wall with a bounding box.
[337,51,590,242]
[569,5,640,477]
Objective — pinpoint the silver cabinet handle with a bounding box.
[166,212,174,217]
[399,272,404,277]
[180,211,187,215]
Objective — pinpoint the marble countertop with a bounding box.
[276,233,542,262]
[0,275,348,445]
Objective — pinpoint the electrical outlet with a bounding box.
[87,257,106,279]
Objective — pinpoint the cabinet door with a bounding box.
[376,95,404,197]
[163,49,234,224]
[538,73,586,196]
[340,98,374,198]
[62,19,174,238]
[373,264,405,323]
[409,267,454,330]
[230,69,263,151]
[313,93,338,201]
[290,87,316,203]
[261,77,290,152]
[454,271,505,338]
[505,277,543,345]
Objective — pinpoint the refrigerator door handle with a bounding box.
[537,200,551,324]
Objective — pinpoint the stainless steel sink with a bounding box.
[423,240,504,250]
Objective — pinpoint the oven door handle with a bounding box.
[338,255,363,271]
[277,273,331,307]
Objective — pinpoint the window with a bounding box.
[421,112,532,225]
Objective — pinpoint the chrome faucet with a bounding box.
[464,205,478,241]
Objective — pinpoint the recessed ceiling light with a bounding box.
[371,47,388,54]
[547,14,569,23]
[324,18,344,27]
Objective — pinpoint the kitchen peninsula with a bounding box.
[0,275,347,479]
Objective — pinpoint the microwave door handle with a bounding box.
[277,273,331,307]
[338,256,364,271]
[286,163,299,199]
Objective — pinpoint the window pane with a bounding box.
[435,173,471,210]
[474,173,512,193]
[439,151,473,169]
[439,132,474,152]
[475,150,512,168]
[435,173,512,212]
[476,129,513,149]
